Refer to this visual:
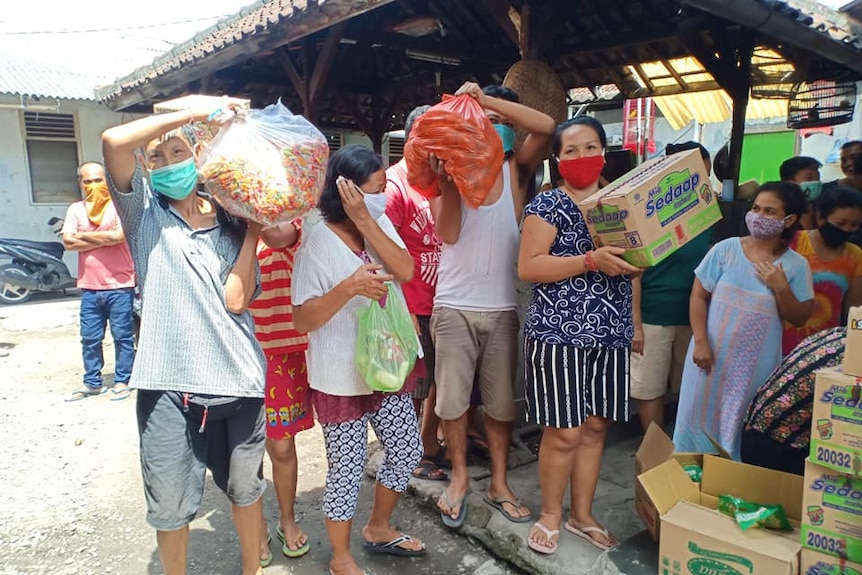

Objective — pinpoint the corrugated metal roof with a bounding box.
[654,90,789,129]
[0,53,111,101]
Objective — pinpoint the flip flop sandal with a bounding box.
[260,532,273,568]
[483,495,532,523]
[564,521,616,551]
[65,386,106,402]
[277,524,310,558]
[109,386,132,401]
[362,533,426,557]
[412,459,449,481]
[439,487,471,529]
[527,522,560,555]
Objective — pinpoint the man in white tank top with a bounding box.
[430,82,555,527]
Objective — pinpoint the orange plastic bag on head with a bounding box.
[404,94,504,208]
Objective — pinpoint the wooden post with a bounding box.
[680,25,754,196]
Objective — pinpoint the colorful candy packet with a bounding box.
[718,495,793,531]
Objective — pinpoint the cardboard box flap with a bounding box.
[635,421,676,473]
[700,455,804,520]
[704,430,733,460]
[638,459,699,515]
[663,501,802,562]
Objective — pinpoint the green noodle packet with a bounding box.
[717,495,793,531]
[683,464,703,482]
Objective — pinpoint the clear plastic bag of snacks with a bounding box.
[198,99,329,225]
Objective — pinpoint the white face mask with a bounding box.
[363,192,387,219]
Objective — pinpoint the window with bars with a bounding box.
[23,111,80,204]
[387,135,405,166]
[324,131,343,154]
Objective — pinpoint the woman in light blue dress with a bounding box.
[674,182,814,460]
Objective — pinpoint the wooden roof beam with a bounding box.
[632,63,656,93]
[479,0,521,51]
[661,59,690,91]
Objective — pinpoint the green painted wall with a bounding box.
[739,131,796,184]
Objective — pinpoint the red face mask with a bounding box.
[558,155,606,190]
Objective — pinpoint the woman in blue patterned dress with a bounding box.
[674,182,814,460]
[518,116,642,554]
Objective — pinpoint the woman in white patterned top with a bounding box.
[292,145,424,575]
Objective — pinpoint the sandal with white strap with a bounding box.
[564,521,617,550]
[527,521,560,555]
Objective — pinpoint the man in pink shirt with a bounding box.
[63,162,136,401]
[385,105,448,480]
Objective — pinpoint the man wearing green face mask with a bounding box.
[102,108,269,575]
[780,156,822,230]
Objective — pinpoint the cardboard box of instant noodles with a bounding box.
[799,548,862,575]
[578,148,722,267]
[843,306,862,377]
[809,368,862,476]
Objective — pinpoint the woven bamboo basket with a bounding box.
[503,59,568,149]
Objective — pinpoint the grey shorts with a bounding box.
[136,390,266,531]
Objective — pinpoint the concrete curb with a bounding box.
[365,431,656,575]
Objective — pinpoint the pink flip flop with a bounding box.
[527,522,559,555]
[564,521,616,551]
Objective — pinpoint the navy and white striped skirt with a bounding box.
[524,337,630,428]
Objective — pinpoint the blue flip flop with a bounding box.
[439,487,471,529]
[65,386,106,402]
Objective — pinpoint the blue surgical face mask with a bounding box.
[363,192,388,220]
[494,124,516,154]
[150,157,198,200]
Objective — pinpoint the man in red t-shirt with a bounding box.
[63,162,136,402]
[385,105,447,480]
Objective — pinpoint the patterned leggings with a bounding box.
[321,393,422,521]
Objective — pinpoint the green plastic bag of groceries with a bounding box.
[355,284,418,392]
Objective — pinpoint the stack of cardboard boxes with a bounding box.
[799,310,862,574]
[635,425,804,574]
[633,309,862,574]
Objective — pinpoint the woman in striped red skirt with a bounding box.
[518,116,641,555]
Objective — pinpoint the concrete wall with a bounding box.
[0,95,140,275]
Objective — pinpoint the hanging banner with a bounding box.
[623,98,657,159]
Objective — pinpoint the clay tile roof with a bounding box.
[97,0,320,102]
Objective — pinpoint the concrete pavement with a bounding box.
[368,422,657,575]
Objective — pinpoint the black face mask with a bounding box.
[819,222,851,248]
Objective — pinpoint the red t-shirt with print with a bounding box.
[384,159,440,316]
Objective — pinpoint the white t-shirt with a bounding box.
[292,215,417,397]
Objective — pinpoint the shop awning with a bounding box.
[641,51,793,129]
[653,90,789,129]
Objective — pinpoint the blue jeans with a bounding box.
[80,288,136,389]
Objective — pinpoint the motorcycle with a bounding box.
[0,217,77,304]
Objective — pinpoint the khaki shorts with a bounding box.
[630,324,692,401]
[430,307,517,422]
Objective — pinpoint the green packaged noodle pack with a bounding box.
[718,495,793,531]
[683,464,702,483]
